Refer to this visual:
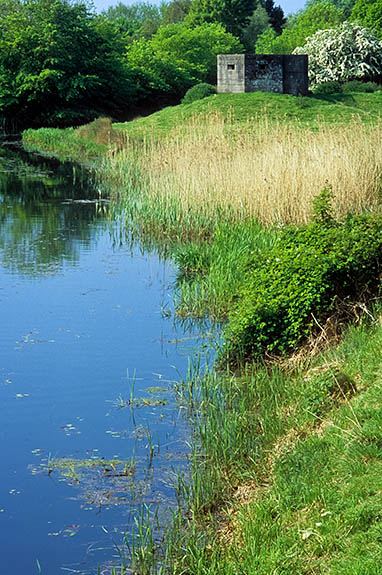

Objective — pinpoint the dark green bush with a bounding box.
[224,191,382,363]
[342,80,380,93]
[182,83,217,105]
[313,81,343,94]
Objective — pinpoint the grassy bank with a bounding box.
[22,90,382,574]
[23,117,117,162]
[23,92,382,231]
[110,114,382,226]
[115,91,382,137]
[163,308,382,575]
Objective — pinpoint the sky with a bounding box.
[92,0,307,17]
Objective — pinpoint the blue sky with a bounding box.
[92,0,307,17]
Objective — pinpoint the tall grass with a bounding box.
[159,306,382,575]
[174,221,276,318]
[108,114,382,226]
[23,117,117,161]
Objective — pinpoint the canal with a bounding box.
[0,144,209,574]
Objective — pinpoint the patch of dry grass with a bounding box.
[112,113,382,224]
[75,116,116,146]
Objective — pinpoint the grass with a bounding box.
[109,113,382,228]
[173,220,277,318]
[158,305,382,575]
[22,92,382,238]
[114,91,382,138]
[23,117,117,162]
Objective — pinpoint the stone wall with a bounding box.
[282,55,309,96]
[217,54,309,96]
[244,55,283,93]
[217,54,245,93]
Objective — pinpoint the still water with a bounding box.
[0,146,208,574]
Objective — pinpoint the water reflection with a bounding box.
[0,147,107,276]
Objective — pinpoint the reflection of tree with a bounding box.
[0,147,108,277]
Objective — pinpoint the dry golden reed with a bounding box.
[112,113,382,224]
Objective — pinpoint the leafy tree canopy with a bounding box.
[162,0,192,24]
[262,0,285,34]
[185,0,257,38]
[126,22,243,98]
[0,0,136,126]
[351,0,382,40]
[102,1,163,40]
[256,0,345,53]
[241,4,270,51]
[306,0,356,18]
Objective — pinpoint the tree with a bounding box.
[306,0,356,18]
[103,1,163,40]
[162,0,192,24]
[294,21,382,85]
[255,27,277,53]
[153,22,242,81]
[262,0,285,34]
[255,0,345,53]
[0,0,137,126]
[125,22,243,98]
[185,0,257,38]
[241,4,270,51]
[351,0,382,40]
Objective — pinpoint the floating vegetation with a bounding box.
[46,457,135,480]
[30,456,138,511]
[145,386,168,394]
[119,396,168,409]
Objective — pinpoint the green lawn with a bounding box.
[115,91,382,137]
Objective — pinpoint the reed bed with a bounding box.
[109,113,382,225]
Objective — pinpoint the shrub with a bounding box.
[223,190,382,364]
[342,80,380,92]
[294,22,382,87]
[313,81,343,94]
[313,80,380,94]
[182,83,216,104]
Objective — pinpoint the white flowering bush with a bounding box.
[294,22,382,86]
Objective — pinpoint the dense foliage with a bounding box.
[0,0,136,126]
[185,0,257,37]
[351,0,382,40]
[126,23,242,99]
[255,1,344,54]
[182,82,217,103]
[306,0,356,17]
[241,4,270,50]
[294,22,382,86]
[313,79,380,93]
[224,191,382,363]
